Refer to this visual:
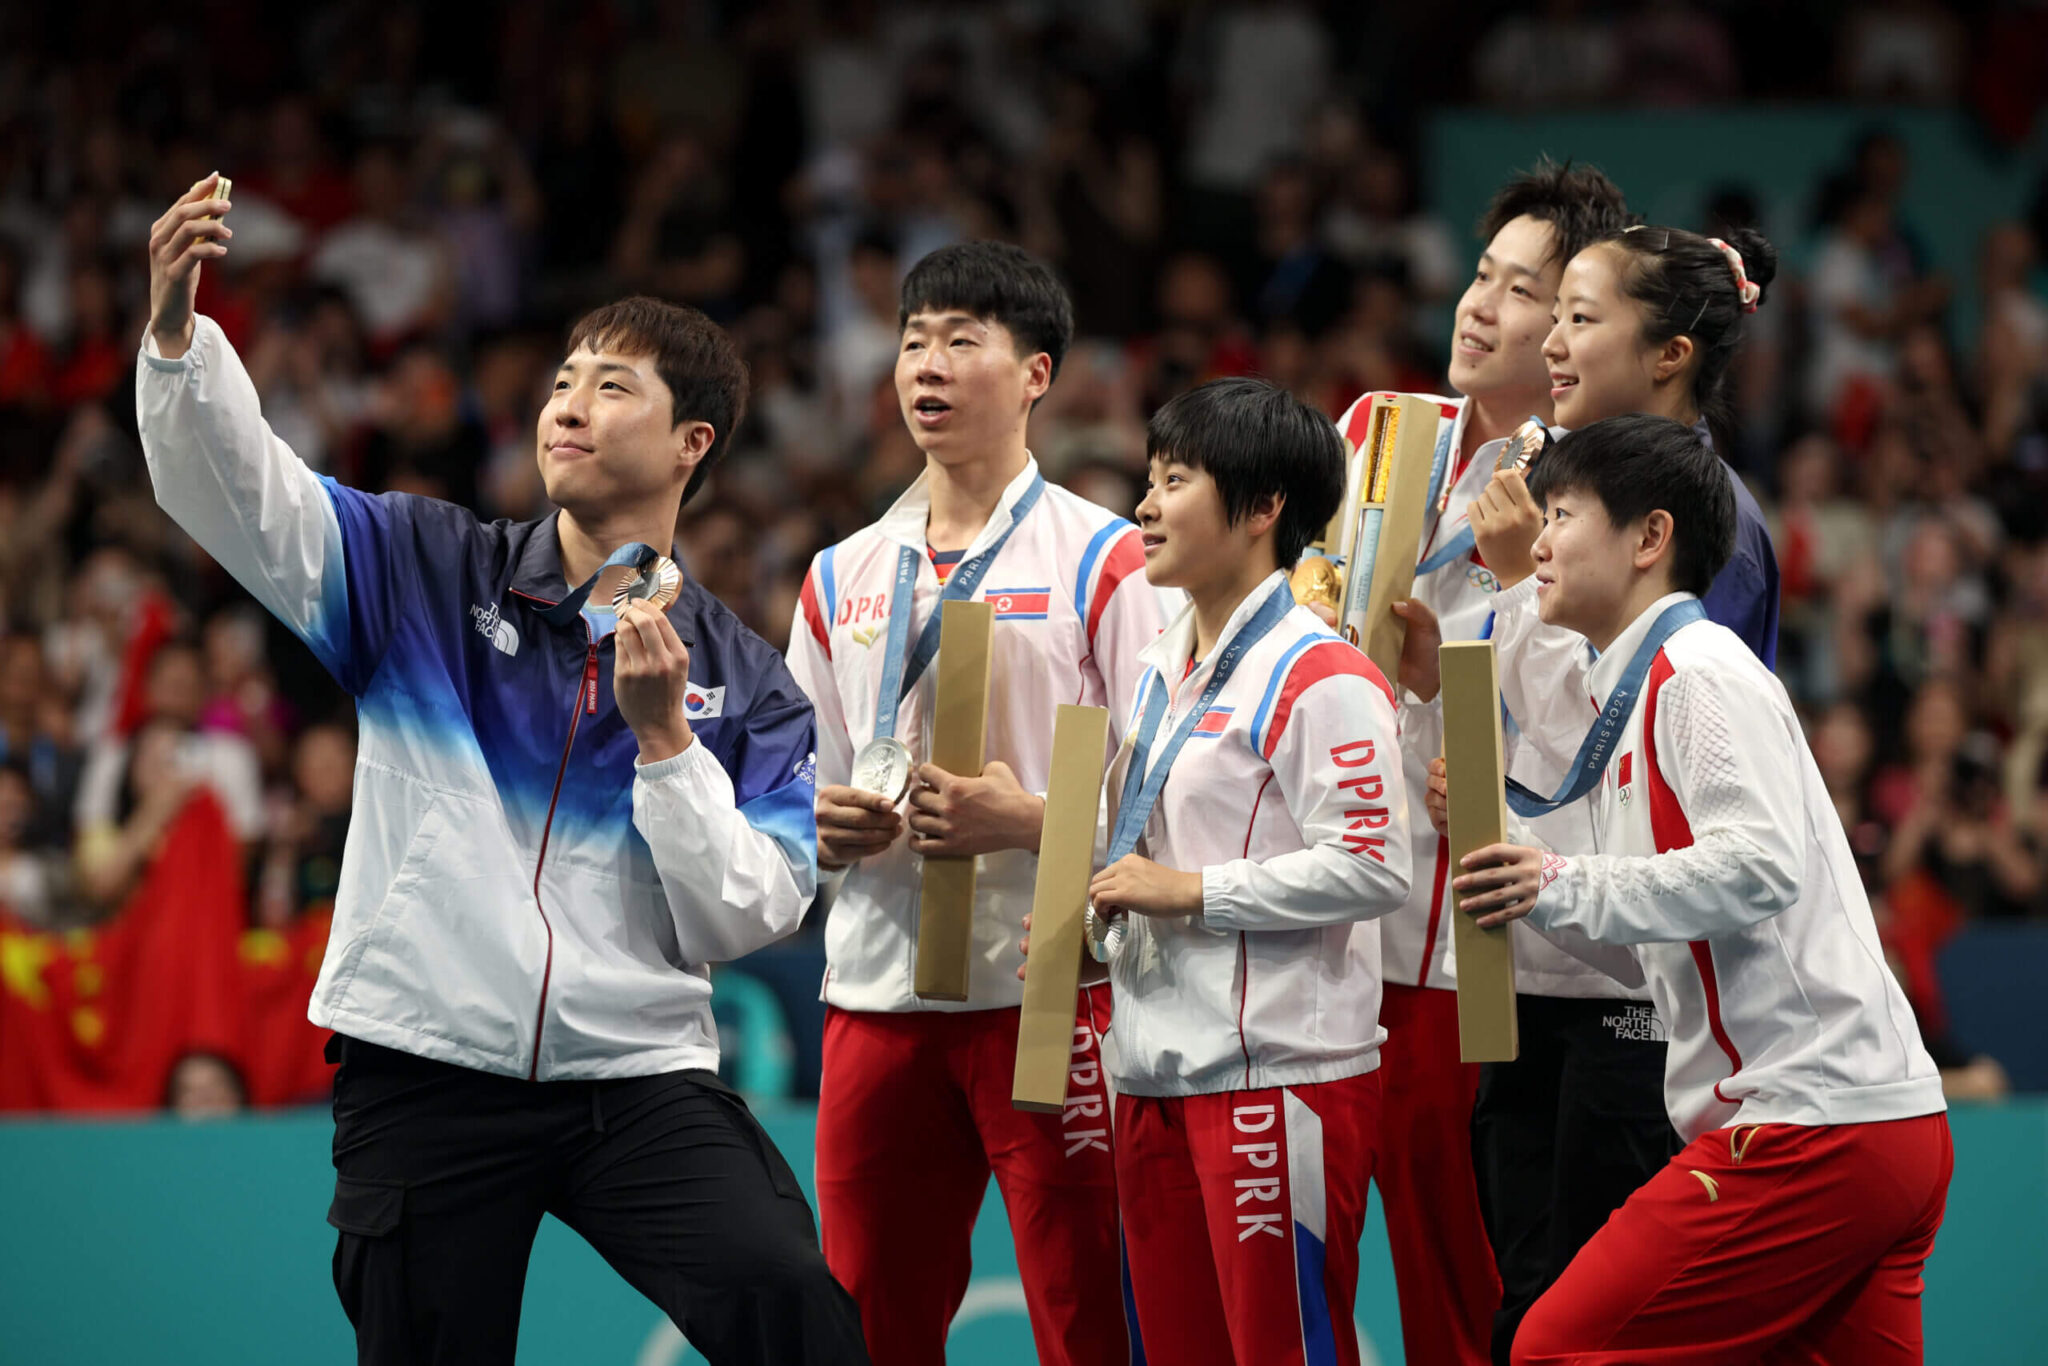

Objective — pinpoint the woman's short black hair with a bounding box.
[1527,413,1736,597]
[899,242,1075,383]
[1145,378,1345,572]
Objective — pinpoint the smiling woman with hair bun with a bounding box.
[1545,223,1779,448]
[1469,222,1783,670]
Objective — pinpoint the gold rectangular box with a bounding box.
[1013,704,1112,1112]
[1439,639,1519,1062]
[914,600,996,1002]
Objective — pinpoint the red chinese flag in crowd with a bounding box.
[0,790,246,1111]
[237,908,336,1106]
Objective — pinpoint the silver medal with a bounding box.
[851,736,913,805]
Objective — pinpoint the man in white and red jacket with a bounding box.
[1053,378,1411,1366]
[1438,414,1948,1364]
[785,243,1163,1366]
[1329,159,1635,1366]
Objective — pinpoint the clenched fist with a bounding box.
[615,599,695,763]
[907,760,1044,858]
[1468,469,1544,590]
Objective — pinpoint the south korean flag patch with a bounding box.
[684,684,726,720]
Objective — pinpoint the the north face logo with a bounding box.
[469,602,520,656]
[1602,1003,1666,1042]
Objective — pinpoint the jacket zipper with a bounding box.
[529,635,599,1080]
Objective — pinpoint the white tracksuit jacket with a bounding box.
[1492,584,1946,1142]
[1099,574,1413,1097]
[1333,390,1633,1000]
[785,457,1166,1013]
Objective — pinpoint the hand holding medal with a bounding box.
[816,746,907,871]
[614,591,695,764]
[1468,417,1551,591]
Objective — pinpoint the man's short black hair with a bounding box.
[1527,414,1736,597]
[899,242,1074,382]
[564,296,749,509]
[1478,156,1634,269]
[1146,378,1344,572]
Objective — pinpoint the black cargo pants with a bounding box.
[325,1035,871,1365]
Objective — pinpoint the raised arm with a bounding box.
[137,178,395,693]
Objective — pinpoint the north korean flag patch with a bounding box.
[1191,706,1234,738]
[988,587,1051,621]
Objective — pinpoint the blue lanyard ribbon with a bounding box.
[1416,525,1476,577]
[1503,599,1706,818]
[536,541,665,627]
[1107,581,1296,864]
[872,472,1045,737]
[1412,419,1464,576]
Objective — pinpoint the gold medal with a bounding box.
[612,555,682,612]
[1289,556,1343,616]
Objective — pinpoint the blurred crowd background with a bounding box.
[1,0,2045,1115]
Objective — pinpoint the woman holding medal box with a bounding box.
[1435,415,1946,1364]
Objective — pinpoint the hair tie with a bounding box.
[1707,237,1761,313]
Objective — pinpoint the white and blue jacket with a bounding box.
[137,317,818,1081]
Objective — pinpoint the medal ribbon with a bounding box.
[872,471,1046,738]
[1107,580,1296,864]
[1416,525,1477,577]
[536,541,665,627]
[1503,598,1706,818]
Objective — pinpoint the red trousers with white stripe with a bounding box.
[815,984,1128,1366]
[1513,1113,1953,1365]
[1116,1068,1382,1366]
[1376,983,1501,1366]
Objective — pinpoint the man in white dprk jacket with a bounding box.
[137,176,868,1366]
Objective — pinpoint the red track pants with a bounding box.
[1514,1112,1953,1364]
[815,984,1129,1366]
[1116,1068,1383,1366]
